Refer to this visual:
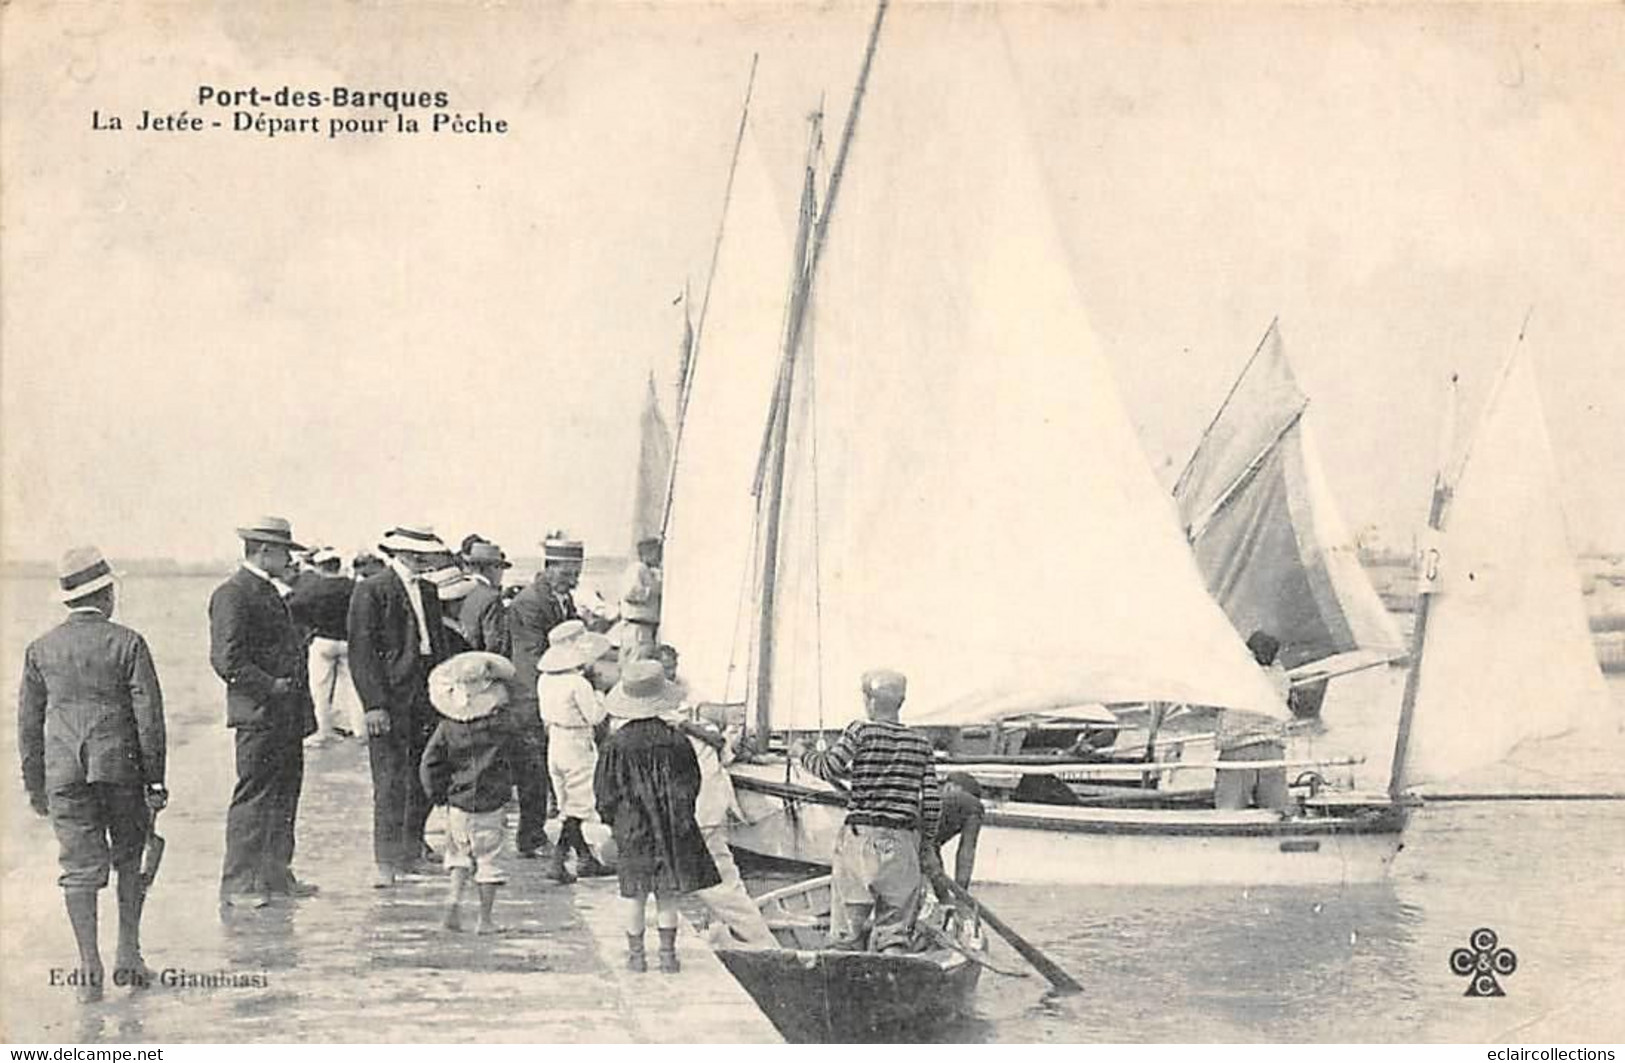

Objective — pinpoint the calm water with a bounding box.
[3,575,1622,1043]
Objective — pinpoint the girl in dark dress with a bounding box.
[594,661,720,973]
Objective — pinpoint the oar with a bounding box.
[928,870,1083,995]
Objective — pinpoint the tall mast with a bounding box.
[751,113,822,742]
[751,0,891,740]
[1387,373,1458,799]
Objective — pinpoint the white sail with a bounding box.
[660,118,799,704]
[1398,351,1612,790]
[760,9,1284,733]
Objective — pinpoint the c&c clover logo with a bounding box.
[1450,927,1517,997]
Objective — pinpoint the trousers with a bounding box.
[1215,739,1289,811]
[695,824,777,949]
[221,727,305,895]
[830,823,923,953]
[510,708,552,854]
[50,781,148,892]
[307,637,363,738]
[367,709,433,869]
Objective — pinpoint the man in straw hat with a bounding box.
[348,524,454,887]
[459,540,512,656]
[792,669,940,954]
[209,517,320,909]
[505,531,585,855]
[594,660,720,974]
[20,546,167,1001]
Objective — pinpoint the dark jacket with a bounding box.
[347,567,449,720]
[507,579,574,696]
[419,711,514,813]
[209,567,317,735]
[287,574,354,642]
[595,717,720,894]
[459,580,510,657]
[19,611,166,795]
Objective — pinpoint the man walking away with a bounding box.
[348,524,452,887]
[210,517,320,909]
[20,546,167,1002]
[288,546,360,744]
[795,669,940,954]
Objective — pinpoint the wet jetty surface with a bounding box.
[1,731,779,1043]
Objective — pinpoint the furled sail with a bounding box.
[758,8,1284,733]
[1396,351,1612,790]
[1174,322,1405,680]
[628,369,675,550]
[660,116,800,705]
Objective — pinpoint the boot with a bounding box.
[64,890,104,1004]
[625,933,647,973]
[575,850,614,878]
[544,841,576,885]
[657,926,680,974]
[113,872,154,990]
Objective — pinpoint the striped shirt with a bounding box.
[801,719,941,839]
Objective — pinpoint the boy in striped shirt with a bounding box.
[795,669,940,954]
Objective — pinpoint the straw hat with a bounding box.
[539,632,611,673]
[379,524,447,555]
[426,565,478,602]
[542,535,585,563]
[547,618,588,645]
[236,516,306,551]
[428,652,517,721]
[606,660,683,720]
[57,545,122,603]
[309,546,341,566]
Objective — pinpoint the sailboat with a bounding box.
[658,7,1408,886]
[661,4,1608,885]
[1170,320,1407,725]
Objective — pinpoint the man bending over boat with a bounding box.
[791,669,941,954]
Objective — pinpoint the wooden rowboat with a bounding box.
[714,876,985,1043]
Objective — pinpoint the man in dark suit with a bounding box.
[20,546,167,1002]
[347,524,452,887]
[459,540,511,656]
[208,517,319,909]
[506,534,584,864]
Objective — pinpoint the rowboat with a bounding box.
[713,875,985,1043]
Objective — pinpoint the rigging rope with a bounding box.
[660,55,759,538]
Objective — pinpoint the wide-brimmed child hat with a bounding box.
[428,652,516,721]
[57,545,123,603]
[606,660,683,720]
[539,632,611,673]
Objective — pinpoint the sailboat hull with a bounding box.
[729,763,1408,887]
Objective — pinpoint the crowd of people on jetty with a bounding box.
[18,517,984,1004]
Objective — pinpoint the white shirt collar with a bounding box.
[241,561,274,584]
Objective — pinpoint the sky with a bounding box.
[2,2,1622,564]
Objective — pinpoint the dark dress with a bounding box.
[594,717,720,899]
